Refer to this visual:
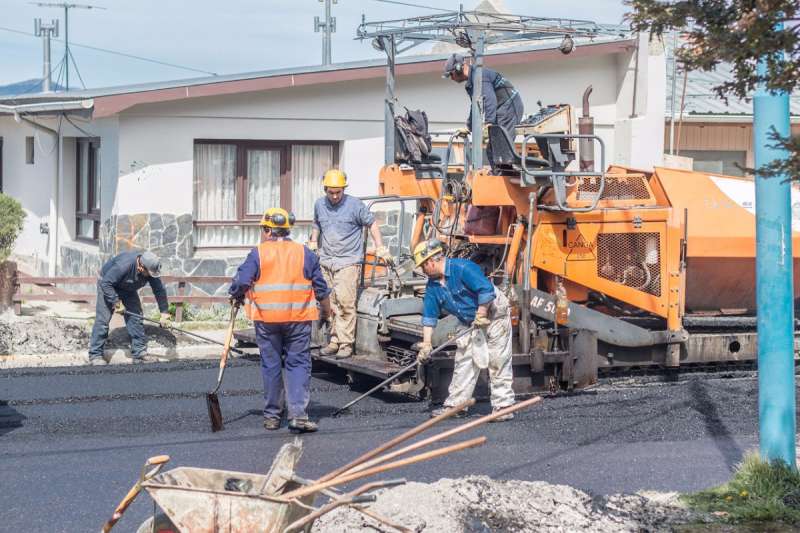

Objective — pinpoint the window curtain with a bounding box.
[78,141,89,214]
[247,149,281,215]
[91,142,101,212]
[291,144,332,242]
[194,143,237,247]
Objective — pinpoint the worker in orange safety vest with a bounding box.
[229,208,331,433]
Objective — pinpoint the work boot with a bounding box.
[89,357,108,366]
[320,341,339,356]
[430,406,468,419]
[263,418,281,431]
[334,344,353,359]
[288,418,318,434]
[489,407,515,423]
[131,354,159,364]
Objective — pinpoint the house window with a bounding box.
[25,136,34,164]
[76,138,101,242]
[193,140,336,249]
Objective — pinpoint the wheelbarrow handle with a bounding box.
[100,455,170,533]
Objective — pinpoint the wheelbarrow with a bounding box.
[132,440,387,533]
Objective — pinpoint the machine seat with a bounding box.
[488,124,550,171]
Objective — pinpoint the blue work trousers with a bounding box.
[88,285,147,359]
[255,321,312,420]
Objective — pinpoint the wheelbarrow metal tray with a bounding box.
[141,466,313,533]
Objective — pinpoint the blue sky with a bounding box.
[0,0,631,89]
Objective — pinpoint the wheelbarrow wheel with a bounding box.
[136,513,177,533]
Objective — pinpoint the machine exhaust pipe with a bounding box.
[578,85,595,172]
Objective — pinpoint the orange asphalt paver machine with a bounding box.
[234,9,800,402]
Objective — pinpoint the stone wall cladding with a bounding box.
[374,209,414,259]
[60,214,245,307]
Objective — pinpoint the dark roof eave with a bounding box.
[3,38,633,117]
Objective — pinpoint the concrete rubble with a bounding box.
[313,475,696,532]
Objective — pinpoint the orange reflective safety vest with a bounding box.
[245,239,319,323]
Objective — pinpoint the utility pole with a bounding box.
[30,2,106,91]
[754,21,795,467]
[34,18,59,92]
[314,0,337,65]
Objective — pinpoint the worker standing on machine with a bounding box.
[442,53,524,164]
[413,239,515,420]
[308,169,392,359]
[88,250,171,365]
[229,208,331,433]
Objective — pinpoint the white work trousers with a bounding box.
[443,288,515,410]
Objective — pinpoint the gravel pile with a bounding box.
[105,323,202,349]
[0,312,203,355]
[313,476,696,532]
[0,312,89,355]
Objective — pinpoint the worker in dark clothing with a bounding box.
[229,207,331,433]
[88,250,171,365]
[442,53,524,165]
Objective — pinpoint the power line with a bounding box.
[371,0,451,12]
[0,25,218,76]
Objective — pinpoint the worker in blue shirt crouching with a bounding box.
[413,239,515,421]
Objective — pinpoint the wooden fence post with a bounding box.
[176,281,186,323]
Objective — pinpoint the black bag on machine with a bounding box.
[395,108,433,164]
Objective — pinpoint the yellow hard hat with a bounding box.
[413,239,444,267]
[260,207,295,229]
[322,169,347,188]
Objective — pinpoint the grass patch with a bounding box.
[683,453,800,525]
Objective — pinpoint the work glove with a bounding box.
[472,315,491,330]
[456,127,470,137]
[229,295,244,308]
[375,245,394,265]
[306,240,318,253]
[159,313,172,329]
[318,298,333,329]
[481,122,490,142]
[416,342,433,364]
[114,301,126,316]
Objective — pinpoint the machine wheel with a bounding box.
[136,513,177,533]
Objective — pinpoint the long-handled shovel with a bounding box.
[100,454,170,532]
[332,326,475,417]
[207,303,240,432]
[123,310,248,355]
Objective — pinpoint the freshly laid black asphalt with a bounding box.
[0,358,788,532]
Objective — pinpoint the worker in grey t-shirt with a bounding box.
[308,169,392,358]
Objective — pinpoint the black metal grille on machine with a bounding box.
[596,232,662,296]
[577,175,651,202]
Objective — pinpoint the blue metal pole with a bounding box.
[755,21,795,467]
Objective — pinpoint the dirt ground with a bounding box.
[313,475,698,532]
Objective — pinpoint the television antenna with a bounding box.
[30,2,106,90]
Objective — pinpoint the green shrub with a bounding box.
[0,194,25,262]
[684,453,800,525]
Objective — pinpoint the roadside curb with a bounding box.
[0,343,257,369]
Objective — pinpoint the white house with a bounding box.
[0,33,665,288]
